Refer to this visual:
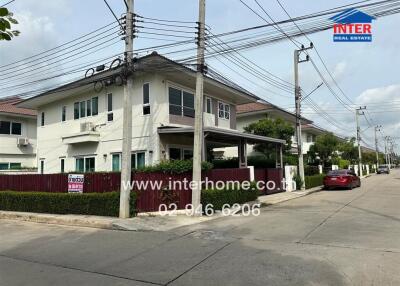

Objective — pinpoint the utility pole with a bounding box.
[119,0,134,218]
[191,0,206,215]
[374,125,381,168]
[294,43,313,191]
[388,137,393,169]
[355,106,366,177]
[384,136,389,166]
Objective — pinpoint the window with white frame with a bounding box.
[61,106,66,122]
[168,147,193,160]
[0,162,21,170]
[143,83,150,115]
[0,121,21,135]
[74,97,98,120]
[75,157,95,173]
[41,112,45,126]
[107,93,113,121]
[205,97,212,114]
[60,158,65,173]
[131,152,145,169]
[112,153,121,172]
[218,101,230,120]
[169,87,195,118]
[111,152,146,171]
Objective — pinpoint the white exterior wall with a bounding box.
[36,74,236,173]
[0,114,36,168]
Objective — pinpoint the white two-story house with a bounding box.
[0,96,37,170]
[18,53,285,174]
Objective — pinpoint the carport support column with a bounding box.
[279,144,283,168]
[239,139,247,168]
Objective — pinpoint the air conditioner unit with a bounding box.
[17,137,29,146]
[80,122,95,132]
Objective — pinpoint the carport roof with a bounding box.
[158,126,286,145]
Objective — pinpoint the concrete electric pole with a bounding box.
[294,43,313,191]
[191,0,206,215]
[120,0,134,218]
[374,125,381,168]
[355,106,366,177]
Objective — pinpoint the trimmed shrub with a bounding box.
[136,160,213,174]
[0,191,137,217]
[201,182,259,210]
[304,165,320,176]
[305,174,325,189]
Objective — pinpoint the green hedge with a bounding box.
[201,183,259,210]
[305,174,325,189]
[0,191,136,217]
[136,160,213,174]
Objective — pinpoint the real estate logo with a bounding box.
[330,9,376,42]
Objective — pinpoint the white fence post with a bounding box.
[247,166,255,181]
[285,165,297,192]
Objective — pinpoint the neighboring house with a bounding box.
[18,53,285,174]
[221,101,348,159]
[221,101,313,158]
[0,96,37,170]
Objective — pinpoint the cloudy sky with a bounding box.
[1,0,399,152]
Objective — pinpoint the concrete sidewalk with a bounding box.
[0,187,323,231]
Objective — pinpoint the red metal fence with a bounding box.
[0,168,282,212]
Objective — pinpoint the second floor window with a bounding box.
[62,106,66,122]
[205,97,212,114]
[169,87,194,118]
[218,102,230,120]
[0,121,21,135]
[143,83,150,115]
[107,93,113,121]
[41,112,45,126]
[74,97,98,120]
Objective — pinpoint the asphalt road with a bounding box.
[1,170,400,286]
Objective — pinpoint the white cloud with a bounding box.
[356,84,400,104]
[0,12,59,64]
[331,61,347,81]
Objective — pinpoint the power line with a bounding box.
[102,0,124,30]
[0,0,15,7]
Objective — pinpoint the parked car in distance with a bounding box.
[323,169,361,190]
[377,165,390,174]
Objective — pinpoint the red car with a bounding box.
[323,169,361,190]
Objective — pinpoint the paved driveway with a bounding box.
[1,170,400,285]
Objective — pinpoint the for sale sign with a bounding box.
[68,174,84,193]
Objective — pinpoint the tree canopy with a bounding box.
[338,137,358,164]
[244,116,294,156]
[307,132,340,166]
[0,7,19,41]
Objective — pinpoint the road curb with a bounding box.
[0,211,118,230]
[0,188,324,231]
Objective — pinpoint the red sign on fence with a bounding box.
[68,174,84,193]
